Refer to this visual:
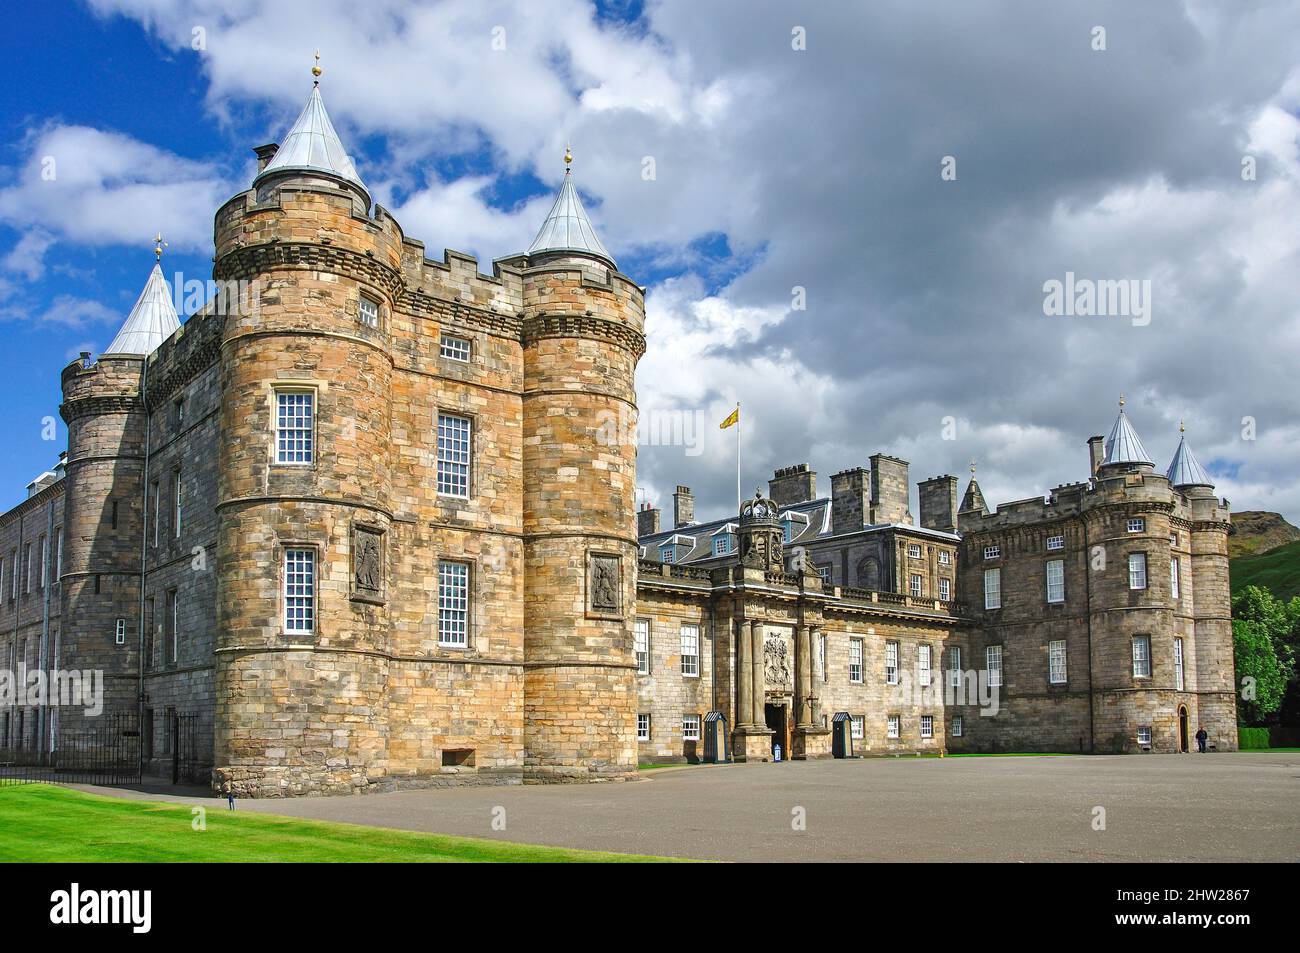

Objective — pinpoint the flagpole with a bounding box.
[735,401,741,513]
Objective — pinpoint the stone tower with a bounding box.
[511,146,645,781]
[58,259,182,732]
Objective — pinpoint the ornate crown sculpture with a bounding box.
[740,488,778,524]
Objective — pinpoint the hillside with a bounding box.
[1227,511,1300,559]
[1230,539,1300,602]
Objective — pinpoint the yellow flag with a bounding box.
[719,406,739,429]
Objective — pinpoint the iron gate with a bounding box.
[0,712,142,787]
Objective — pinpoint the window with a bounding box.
[144,597,154,670]
[54,528,62,580]
[172,470,183,538]
[938,551,950,566]
[637,714,650,741]
[1132,635,1151,678]
[151,480,161,547]
[1046,533,1064,551]
[1169,532,1179,547]
[284,550,315,635]
[634,618,650,675]
[1127,517,1145,533]
[1128,553,1147,590]
[918,644,932,686]
[683,715,701,741]
[439,334,471,362]
[358,294,380,328]
[22,543,31,593]
[951,715,963,737]
[274,391,314,464]
[984,545,1000,559]
[38,535,47,588]
[680,624,700,677]
[1170,557,1180,600]
[817,632,827,683]
[437,561,469,647]
[712,535,731,556]
[886,714,900,739]
[1137,726,1152,746]
[1049,639,1067,684]
[436,413,471,497]
[0,556,5,602]
[939,577,951,601]
[849,639,864,683]
[851,715,865,740]
[174,396,185,427]
[9,548,17,600]
[879,640,892,685]
[908,543,921,559]
[984,568,1001,609]
[115,618,126,646]
[166,588,179,662]
[920,715,933,739]
[910,574,923,598]
[782,519,794,542]
[986,645,1003,688]
[948,646,962,688]
[1174,637,1185,691]
[660,545,675,563]
[1046,559,1065,604]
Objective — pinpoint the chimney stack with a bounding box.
[1087,435,1105,477]
[768,463,817,507]
[673,485,694,528]
[918,475,959,534]
[253,143,280,173]
[637,502,661,537]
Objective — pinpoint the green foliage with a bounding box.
[1238,726,1271,749]
[1230,586,1298,726]
[1231,539,1300,601]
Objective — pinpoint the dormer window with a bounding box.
[712,535,732,556]
[661,545,675,563]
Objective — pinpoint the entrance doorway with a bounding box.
[764,702,788,761]
[1178,706,1189,753]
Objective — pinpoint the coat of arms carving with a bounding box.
[764,636,791,688]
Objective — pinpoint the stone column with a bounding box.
[736,618,751,727]
[808,625,822,726]
[796,623,812,727]
[750,619,765,728]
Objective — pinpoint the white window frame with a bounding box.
[939,577,951,601]
[910,574,923,598]
[436,413,472,498]
[680,624,700,677]
[984,545,1000,560]
[23,542,31,594]
[908,543,921,559]
[115,618,126,646]
[920,715,933,739]
[634,618,650,675]
[849,638,864,683]
[1046,559,1065,604]
[918,643,932,686]
[38,535,47,588]
[886,714,900,739]
[172,469,183,538]
[712,535,731,556]
[948,645,962,688]
[1170,557,1180,600]
[938,550,950,566]
[358,293,380,328]
[283,548,315,635]
[440,333,472,362]
[637,713,650,741]
[437,560,470,648]
[1049,639,1067,684]
[951,715,963,737]
[1128,553,1147,590]
[1046,533,1064,551]
[881,640,894,685]
[851,715,865,740]
[152,480,161,547]
[986,645,1003,688]
[273,390,315,466]
[817,632,827,683]
[1127,517,1145,533]
[1169,531,1179,547]
[1137,726,1152,746]
[984,567,1001,609]
[1174,637,1185,691]
[682,714,701,742]
[54,528,62,580]
[1132,635,1151,678]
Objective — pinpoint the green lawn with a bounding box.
[1230,539,1300,600]
[0,784,681,863]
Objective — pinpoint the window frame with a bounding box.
[986,644,1003,688]
[633,618,650,675]
[938,550,950,566]
[951,715,963,737]
[436,412,473,498]
[851,715,865,740]
[282,548,316,637]
[907,543,921,559]
[1170,556,1180,601]
[938,577,951,601]
[682,714,701,742]
[1046,533,1064,551]
[1128,552,1148,590]
[984,545,1000,560]
[636,713,651,741]
[984,567,1001,609]
[358,293,381,329]
[1127,517,1145,534]
[1137,725,1152,746]
[437,559,471,648]
[886,714,900,739]
[948,645,962,688]
[680,624,700,677]
[1048,639,1067,684]
[878,639,891,685]
[1045,558,1065,604]
[1132,635,1151,678]
[918,643,932,686]
[439,333,472,362]
[920,714,933,739]
[1174,636,1185,691]
[172,468,183,538]
[273,388,316,466]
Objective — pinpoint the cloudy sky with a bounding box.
[1,0,1298,524]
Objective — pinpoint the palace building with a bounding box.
[0,73,1236,796]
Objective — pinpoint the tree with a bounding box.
[1231,586,1292,725]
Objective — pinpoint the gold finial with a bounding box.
[153,233,167,261]
[969,460,977,476]
[1118,393,1126,409]
[1180,419,1185,434]
[564,143,572,170]
[312,51,322,82]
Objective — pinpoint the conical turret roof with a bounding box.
[526,168,615,266]
[1102,402,1153,467]
[104,262,180,356]
[255,84,368,200]
[959,475,988,514]
[1166,431,1213,488]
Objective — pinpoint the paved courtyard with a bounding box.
[83,752,1298,862]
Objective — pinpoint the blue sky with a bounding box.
[2,1,1299,523]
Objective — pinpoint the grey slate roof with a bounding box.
[255,85,368,199]
[526,171,615,266]
[1102,406,1154,467]
[1166,433,1213,488]
[104,262,180,356]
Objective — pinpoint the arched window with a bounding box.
[856,557,881,590]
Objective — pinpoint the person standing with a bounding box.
[1195,726,1208,753]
